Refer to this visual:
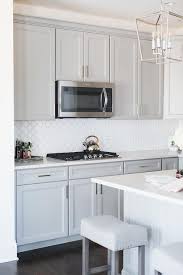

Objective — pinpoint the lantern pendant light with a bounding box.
[136,1,183,64]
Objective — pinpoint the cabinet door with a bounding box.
[98,185,119,218]
[162,158,178,170]
[164,40,183,118]
[56,29,84,81]
[138,40,163,119]
[14,23,55,120]
[110,36,138,119]
[17,181,68,245]
[69,179,97,236]
[84,33,109,82]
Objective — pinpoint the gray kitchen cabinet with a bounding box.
[138,40,164,119]
[56,29,84,81]
[56,29,109,83]
[162,157,178,170]
[110,36,138,119]
[69,162,123,179]
[69,179,97,236]
[97,184,119,217]
[124,159,162,174]
[14,23,55,120]
[164,39,183,119]
[68,162,123,235]
[84,32,109,82]
[17,180,68,245]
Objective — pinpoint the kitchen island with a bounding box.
[92,170,183,275]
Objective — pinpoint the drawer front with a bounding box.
[69,162,123,179]
[162,157,178,170]
[124,159,161,174]
[17,167,68,186]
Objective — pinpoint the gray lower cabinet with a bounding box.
[17,181,68,245]
[124,159,162,174]
[98,185,119,217]
[162,157,178,170]
[68,162,123,235]
[69,179,96,236]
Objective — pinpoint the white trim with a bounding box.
[14,3,136,31]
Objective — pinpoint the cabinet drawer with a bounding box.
[162,157,178,170]
[17,167,68,186]
[124,159,161,174]
[69,162,123,179]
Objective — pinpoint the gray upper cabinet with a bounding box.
[138,40,164,119]
[56,30,109,83]
[110,36,138,119]
[14,23,55,120]
[84,33,109,82]
[69,179,96,236]
[17,180,68,245]
[164,39,183,119]
[56,29,84,81]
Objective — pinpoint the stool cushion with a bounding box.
[80,215,148,251]
[152,242,183,275]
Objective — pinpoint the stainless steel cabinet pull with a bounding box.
[96,183,98,195]
[100,185,103,195]
[38,174,51,178]
[66,185,69,199]
[139,165,150,168]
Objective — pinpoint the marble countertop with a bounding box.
[14,149,178,170]
[92,170,183,206]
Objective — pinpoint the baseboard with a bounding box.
[121,268,137,275]
[0,240,18,263]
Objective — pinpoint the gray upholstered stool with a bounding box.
[81,215,148,275]
[152,242,183,275]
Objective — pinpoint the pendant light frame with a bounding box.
[136,1,183,64]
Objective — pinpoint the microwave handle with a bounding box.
[100,88,108,112]
[103,88,108,112]
[100,89,104,112]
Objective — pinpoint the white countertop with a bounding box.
[92,170,183,206]
[14,149,178,170]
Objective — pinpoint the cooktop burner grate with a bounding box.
[47,151,119,161]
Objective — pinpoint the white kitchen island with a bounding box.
[92,170,183,275]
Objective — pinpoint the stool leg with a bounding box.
[138,245,145,275]
[111,251,119,275]
[107,249,111,275]
[82,237,89,275]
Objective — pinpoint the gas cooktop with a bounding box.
[47,151,119,161]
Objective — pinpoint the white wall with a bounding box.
[0,1,17,263]
[15,119,179,156]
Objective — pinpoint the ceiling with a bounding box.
[14,0,183,21]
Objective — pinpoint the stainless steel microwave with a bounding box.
[55,81,113,118]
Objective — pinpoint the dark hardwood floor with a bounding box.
[0,241,116,275]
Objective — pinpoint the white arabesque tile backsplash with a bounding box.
[14,119,179,156]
